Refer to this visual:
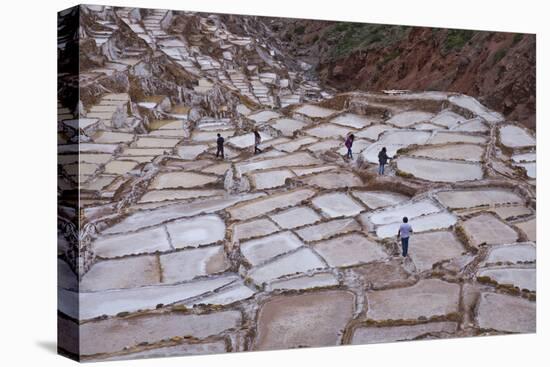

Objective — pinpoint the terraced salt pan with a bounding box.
[150,171,218,189]
[103,193,264,234]
[414,123,445,131]
[93,226,171,257]
[254,290,354,349]
[201,162,231,175]
[247,247,326,284]
[269,206,321,229]
[476,292,535,333]
[139,189,224,203]
[81,175,116,191]
[386,111,434,127]
[122,147,169,156]
[428,132,487,145]
[312,193,365,218]
[330,113,374,129]
[167,215,226,249]
[516,162,536,178]
[62,274,240,320]
[366,279,460,321]
[483,243,536,265]
[241,231,304,266]
[80,256,160,291]
[237,152,321,174]
[306,139,341,152]
[270,118,307,136]
[300,171,362,189]
[79,311,240,356]
[185,283,255,306]
[268,273,339,291]
[355,125,396,141]
[103,160,138,175]
[91,131,132,144]
[396,157,483,182]
[228,132,272,149]
[410,144,484,162]
[274,136,317,152]
[291,165,338,176]
[192,130,235,142]
[449,95,503,123]
[294,104,337,118]
[512,152,536,163]
[314,234,387,267]
[60,143,119,154]
[430,110,466,128]
[352,322,458,344]
[135,136,180,148]
[232,218,279,242]
[478,267,535,292]
[515,218,536,242]
[305,123,355,138]
[250,169,294,190]
[247,110,281,123]
[160,245,229,283]
[369,199,441,225]
[228,189,315,220]
[436,189,524,209]
[79,153,113,165]
[461,213,519,247]
[374,212,457,239]
[337,139,371,156]
[97,342,227,361]
[360,131,431,163]
[451,118,488,133]
[352,191,409,209]
[407,231,464,272]
[294,218,360,242]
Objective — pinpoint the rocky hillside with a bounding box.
[264,19,536,129]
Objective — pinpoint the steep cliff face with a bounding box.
[267,20,536,129]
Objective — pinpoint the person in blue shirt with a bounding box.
[397,216,413,257]
[216,133,225,159]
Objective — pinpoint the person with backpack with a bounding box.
[345,134,355,160]
[378,147,391,175]
[397,216,413,257]
[254,130,262,154]
[216,133,225,159]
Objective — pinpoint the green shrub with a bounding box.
[443,29,474,53]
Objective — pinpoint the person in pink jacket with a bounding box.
[345,134,355,159]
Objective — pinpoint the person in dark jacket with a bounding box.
[254,130,262,154]
[345,134,355,159]
[378,147,390,175]
[216,133,225,159]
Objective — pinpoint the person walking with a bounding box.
[397,216,413,257]
[345,134,355,160]
[216,133,225,159]
[378,147,390,175]
[254,130,262,154]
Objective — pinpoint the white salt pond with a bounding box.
[271,118,307,136]
[236,152,321,174]
[150,171,218,189]
[228,132,272,149]
[93,226,171,258]
[160,245,229,283]
[428,132,487,145]
[449,94,503,123]
[410,144,484,162]
[135,137,180,148]
[247,110,281,123]
[436,189,524,209]
[314,234,387,267]
[268,273,339,291]
[294,218,361,242]
[306,123,355,138]
[369,199,441,225]
[386,111,434,128]
[352,191,409,209]
[294,104,337,118]
[241,231,304,266]
[166,214,226,249]
[396,157,484,182]
[430,110,466,128]
[138,189,224,203]
[330,113,374,129]
[247,247,326,285]
[269,206,321,229]
[374,212,457,238]
[228,189,315,220]
[232,218,279,242]
[103,160,138,175]
[312,192,364,218]
[177,144,209,160]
